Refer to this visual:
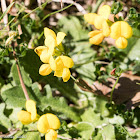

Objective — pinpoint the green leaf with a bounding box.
[0,103,12,130]
[58,16,89,41]
[1,85,40,108]
[128,8,140,28]
[38,85,80,121]
[109,115,125,125]
[11,63,32,86]
[76,122,95,140]
[19,49,42,81]
[111,2,123,15]
[94,132,103,140]
[39,96,81,122]
[20,132,41,140]
[95,96,110,117]
[72,42,97,84]
[20,49,78,104]
[81,108,108,127]
[124,28,140,60]
[100,124,116,140]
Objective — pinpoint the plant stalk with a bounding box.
[12,45,30,100]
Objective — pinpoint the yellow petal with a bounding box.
[89,33,104,45]
[34,46,48,57]
[45,35,57,52]
[26,100,37,121]
[39,64,52,76]
[55,56,64,70]
[120,21,133,38]
[45,129,57,140]
[115,37,128,49]
[110,21,132,39]
[98,5,111,20]
[37,114,50,133]
[60,56,74,68]
[49,56,56,71]
[46,113,61,130]
[17,110,32,125]
[84,13,97,25]
[44,27,56,39]
[56,32,66,46]
[110,21,121,39]
[54,69,63,77]
[94,15,105,29]
[88,30,102,38]
[40,50,51,63]
[102,21,110,37]
[62,68,71,82]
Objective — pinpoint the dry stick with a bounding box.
[12,45,30,100]
[1,0,9,30]
[52,0,86,14]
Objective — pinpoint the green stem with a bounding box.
[132,35,140,38]
[118,124,134,140]
[110,70,123,103]
[10,0,49,28]
[0,2,15,21]
[92,0,104,13]
[2,8,24,31]
[110,76,120,103]
[22,0,49,19]
[136,82,140,85]
[70,75,77,82]
[41,4,73,22]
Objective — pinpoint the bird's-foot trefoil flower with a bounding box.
[110,21,133,49]
[17,100,39,125]
[52,56,74,82]
[84,4,133,49]
[84,5,111,45]
[37,113,60,140]
[34,27,74,82]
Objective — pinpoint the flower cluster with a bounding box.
[84,5,133,49]
[34,28,74,82]
[17,100,60,140]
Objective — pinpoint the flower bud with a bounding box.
[110,68,116,76]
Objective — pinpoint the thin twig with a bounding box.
[1,0,9,30]
[12,44,30,100]
[52,0,86,14]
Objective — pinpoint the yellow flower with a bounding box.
[17,110,32,125]
[110,21,132,49]
[84,5,111,37]
[53,56,74,82]
[45,129,57,140]
[37,113,60,134]
[17,100,38,124]
[44,27,66,54]
[88,30,104,45]
[34,28,74,82]
[115,37,128,49]
[39,64,52,76]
